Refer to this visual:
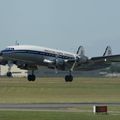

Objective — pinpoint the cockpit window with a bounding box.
[5,48,14,50]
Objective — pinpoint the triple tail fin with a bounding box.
[76,46,85,56]
[103,46,112,56]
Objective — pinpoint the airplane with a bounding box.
[0,44,120,82]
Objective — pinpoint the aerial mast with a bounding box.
[15,40,20,45]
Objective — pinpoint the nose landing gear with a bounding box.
[7,72,12,77]
[27,70,36,81]
[7,61,13,77]
[27,74,36,81]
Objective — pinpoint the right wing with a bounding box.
[74,55,120,71]
[75,46,120,71]
[91,54,120,63]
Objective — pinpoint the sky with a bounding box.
[0,0,120,56]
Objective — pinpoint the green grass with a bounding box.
[0,111,120,120]
[0,77,120,103]
[0,77,120,120]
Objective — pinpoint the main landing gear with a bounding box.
[65,75,73,82]
[65,70,73,82]
[27,70,36,81]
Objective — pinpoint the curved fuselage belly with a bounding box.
[15,52,44,64]
[2,50,72,69]
[2,51,50,66]
[1,45,77,71]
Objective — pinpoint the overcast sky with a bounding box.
[0,0,120,56]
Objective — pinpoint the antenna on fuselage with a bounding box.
[15,41,19,45]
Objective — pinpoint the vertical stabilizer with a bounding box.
[76,46,85,56]
[103,46,112,56]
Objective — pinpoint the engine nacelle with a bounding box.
[55,58,65,70]
[77,56,88,64]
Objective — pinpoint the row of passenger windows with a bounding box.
[15,50,73,59]
[30,51,72,59]
[3,48,73,59]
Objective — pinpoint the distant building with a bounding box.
[2,63,120,78]
[0,65,28,77]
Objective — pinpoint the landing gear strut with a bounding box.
[27,70,36,81]
[65,70,73,82]
[7,61,13,77]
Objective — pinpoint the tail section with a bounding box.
[76,46,85,56]
[103,46,112,56]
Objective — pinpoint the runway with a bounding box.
[0,103,120,110]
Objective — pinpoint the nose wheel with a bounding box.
[7,72,12,77]
[27,70,36,81]
[27,74,36,81]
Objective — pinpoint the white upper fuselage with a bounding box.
[1,45,77,66]
[6,45,76,56]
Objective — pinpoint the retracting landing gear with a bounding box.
[27,70,36,81]
[65,70,73,82]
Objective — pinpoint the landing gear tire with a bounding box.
[65,75,73,82]
[27,75,36,81]
[7,72,12,77]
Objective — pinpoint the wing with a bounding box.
[75,54,120,71]
[74,46,120,71]
[91,54,120,62]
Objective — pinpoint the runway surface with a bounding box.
[0,103,120,110]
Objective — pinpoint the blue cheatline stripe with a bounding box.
[2,50,74,59]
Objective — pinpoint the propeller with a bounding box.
[7,61,13,72]
[54,54,59,73]
[0,51,2,56]
[71,46,86,71]
[70,46,84,71]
